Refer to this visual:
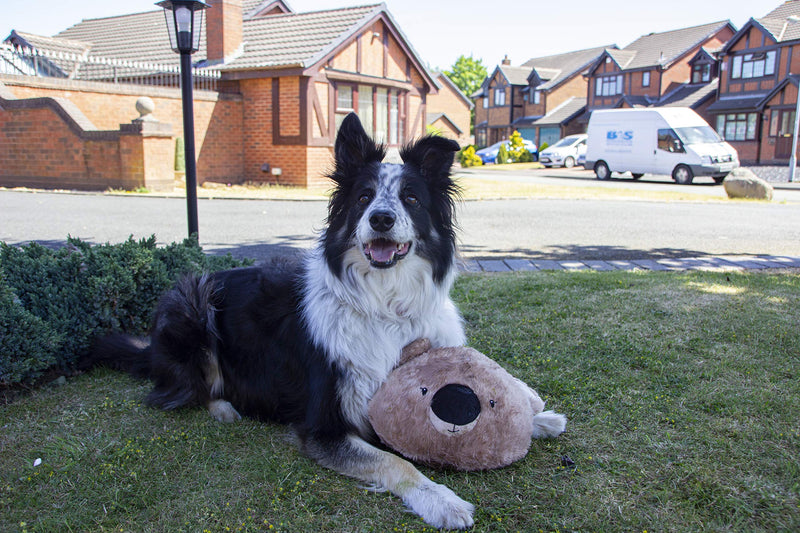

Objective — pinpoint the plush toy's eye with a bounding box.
[420,387,428,396]
[489,400,496,408]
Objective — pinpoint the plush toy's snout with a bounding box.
[429,383,482,435]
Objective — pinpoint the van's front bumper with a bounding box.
[690,161,740,177]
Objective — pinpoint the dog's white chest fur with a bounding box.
[301,246,465,435]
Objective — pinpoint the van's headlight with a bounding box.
[700,155,712,165]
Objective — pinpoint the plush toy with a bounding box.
[368,339,567,471]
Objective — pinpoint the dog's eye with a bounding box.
[489,400,496,408]
[404,194,419,206]
[358,193,372,205]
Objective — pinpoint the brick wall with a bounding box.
[2,75,244,185]
[426,74,472,145]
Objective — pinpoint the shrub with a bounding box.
[496,143,510,164]
[507,130,533,163]
[0,237,249,385]
[459,145,483,167]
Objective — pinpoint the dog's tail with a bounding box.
[82,334,154,379]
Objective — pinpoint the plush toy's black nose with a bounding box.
[431,384,481,426]
[369,210,395,232]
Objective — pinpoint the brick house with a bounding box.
[472,46,610,148]
[709,1,800,164]
[426,71,473,146]
[472,56,532,147]
[584,20,736,125]
[1,0,444,189]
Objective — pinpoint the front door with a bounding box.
[775,109,795,159]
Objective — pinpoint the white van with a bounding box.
[584,108,739,184]
[538,134,587,168]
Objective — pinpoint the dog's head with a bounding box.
[323,113,460,283]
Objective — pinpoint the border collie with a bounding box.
[89,113,476,529]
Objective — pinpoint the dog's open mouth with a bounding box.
[363,238,411,268]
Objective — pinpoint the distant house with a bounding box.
[472,46,610,148]
[710,1,800,164]
[1,0,448,189]
[584,20,736,125]
[519,45,612,148]
[426,71,473,146]
[472,56,532,147]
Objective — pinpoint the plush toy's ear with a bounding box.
[399,338,432,365]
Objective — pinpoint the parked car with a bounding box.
[538,134,587,168]
[584,108,739,184]
[476,139,537,164]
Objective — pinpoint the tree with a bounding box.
[444,55,488,98]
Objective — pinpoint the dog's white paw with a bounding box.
[208,399,242,423]
[532,410,567,438]
[404,481,474,530]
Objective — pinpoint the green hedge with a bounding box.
[0,237,249,386]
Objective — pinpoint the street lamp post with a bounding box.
[157,0,209,239]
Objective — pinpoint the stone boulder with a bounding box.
[723,168,774,200]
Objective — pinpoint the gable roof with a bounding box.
[594,20,733,73]
[495,64,533,86]
[17,2,433,89]
[522,45,613,91]
[724,2,800,53]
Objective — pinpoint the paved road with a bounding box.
[3,186,800,266]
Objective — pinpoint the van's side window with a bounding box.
[657,129,685,153]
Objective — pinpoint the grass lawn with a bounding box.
[2,270,799,532]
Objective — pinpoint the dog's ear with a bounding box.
[400,135,460,179]
[333,113,385,180]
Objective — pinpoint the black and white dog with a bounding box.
[90,113,476,528]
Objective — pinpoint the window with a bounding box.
[336,85,404,145]
[494,87,506,106]
[657,128,685,153]
[730,51,777,79]
[642,71,650,87]
[482,96,488,108]
[595,74,623,96]
[692,63,711,83]
[533,90,541,105]
[716,113,758,141]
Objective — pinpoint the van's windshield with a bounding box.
[674,126,723,145]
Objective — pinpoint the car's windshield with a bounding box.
[674,126,722,145]
[551,136,581,148]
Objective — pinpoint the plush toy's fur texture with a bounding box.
[368,340,567,471]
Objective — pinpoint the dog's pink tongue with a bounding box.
[369,240,396,262]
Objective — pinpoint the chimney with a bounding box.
[501,55,511,66]
[206,0,243,63]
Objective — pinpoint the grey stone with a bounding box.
[723,168,774,200]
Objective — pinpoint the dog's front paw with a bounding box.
[404,481,474,530]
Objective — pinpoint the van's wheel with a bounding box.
[564,156,575,168]
[631,173,644,180]
[594,161,610,180]
[672,164,694,185]
[713,175,726,184]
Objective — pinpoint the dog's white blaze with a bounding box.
[355,165,415,249]
[302,239,464,436]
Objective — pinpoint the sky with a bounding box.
[1,0,779,71]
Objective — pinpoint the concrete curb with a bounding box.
[459,255,800,273]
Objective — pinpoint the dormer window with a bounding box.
[692,63,711,83]
[494,87,506,106]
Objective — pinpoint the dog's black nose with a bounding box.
[369,211,395,232]
[431,384,481,426]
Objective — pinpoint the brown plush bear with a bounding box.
[368,339,567,471]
